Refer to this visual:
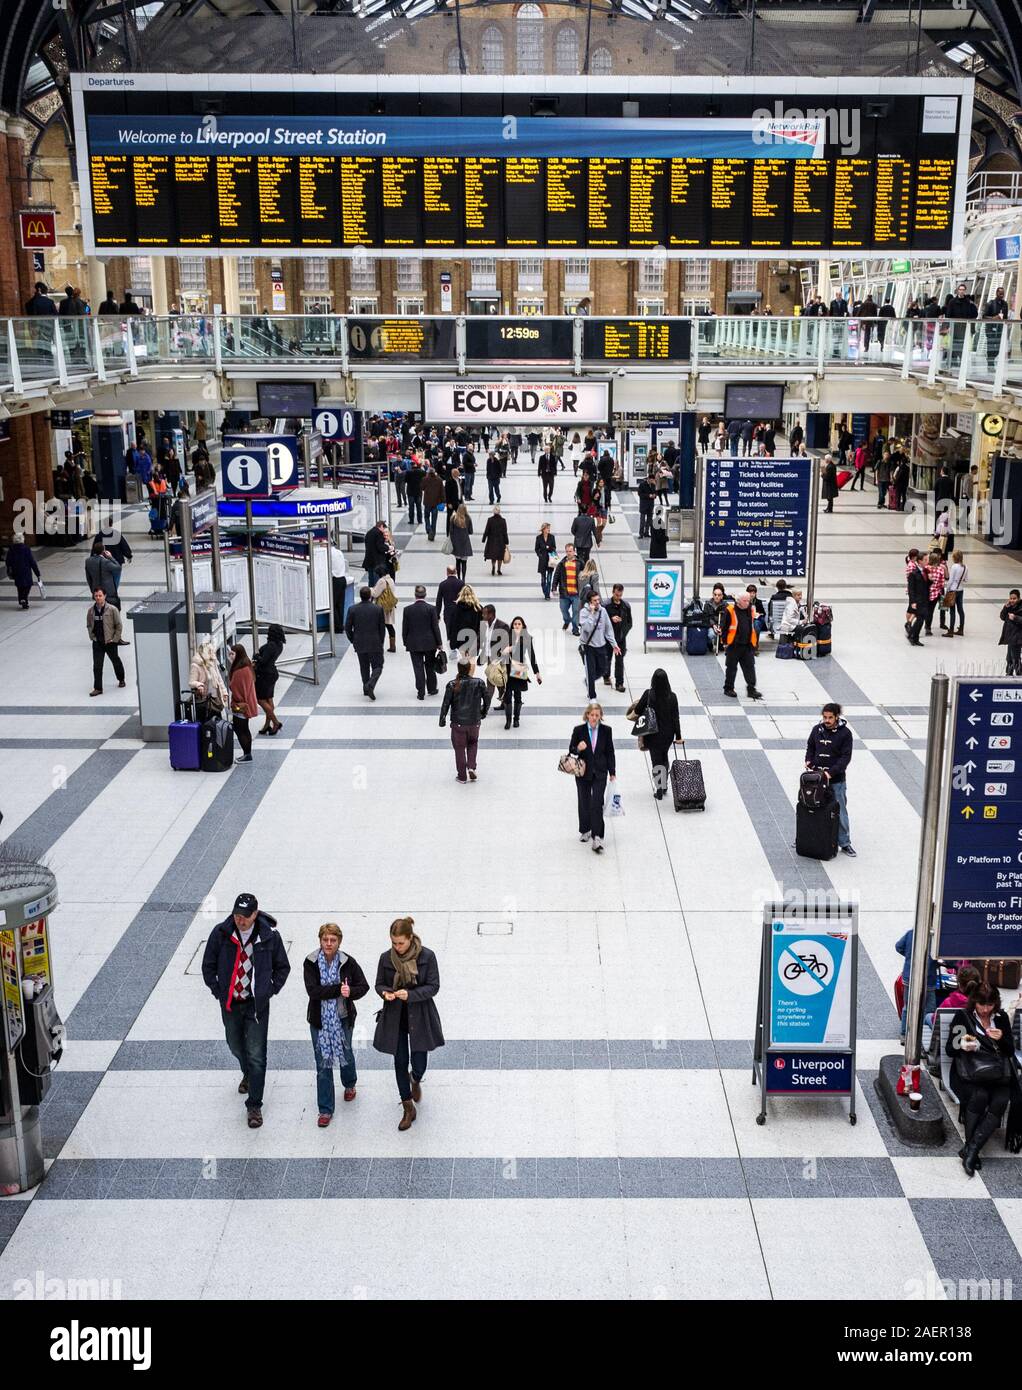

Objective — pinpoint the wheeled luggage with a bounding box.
[887,484,898,511]
[685,624,710,656]
[792,622,818,661]
[795,796,839,860]
[169,718,202,770]
[670,750,706,811]
[815,621,832,657]
[200,716,234,772]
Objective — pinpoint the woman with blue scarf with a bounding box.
[304,924,370,1128]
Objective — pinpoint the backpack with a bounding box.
[799,770,830,810]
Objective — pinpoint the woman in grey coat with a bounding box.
[373,916,444,1131]
[449,503,473,584]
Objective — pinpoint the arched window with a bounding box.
[516,3,544,75]
[554,24,579,75]
[481,24,505,75]
[445,44,465,74]
[590,45,612,76]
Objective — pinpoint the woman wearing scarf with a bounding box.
[304,924,370,1128]
[373,917,444,1131]
[188,638,229,724]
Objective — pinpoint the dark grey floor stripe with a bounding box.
[871,749,926,806]
[39,1071,105,1160]
[0,1198,29,1253]
[108,1037,757,1071]
[0,740,109,749]
[2,749,138,858]
[910,1199,1022,1299]
[32,1154,903,1202]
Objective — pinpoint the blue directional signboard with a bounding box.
[935,678,1022,959]
[223,433,299,492]
[702,457,812,579]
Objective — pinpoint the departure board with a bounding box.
[466,318,574,362]
[347,317,457,361]
[583,319,692,362]
[77,82,968,255]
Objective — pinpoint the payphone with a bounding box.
[0,861,62,1193]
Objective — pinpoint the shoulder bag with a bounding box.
[558,751,585,777]
[632,705,659,738]
[956,1049,1014,1085]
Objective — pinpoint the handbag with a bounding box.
[442,536,454,556]
[432,649,449,675]
[485,659,507,689]
[502,544,511,564]
[941,591,957,609]
[558,752,585,777]
[956,1050,1013,1085]
[776,641,795,660]
[632,707,659,738]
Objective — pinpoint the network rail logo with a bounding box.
[751,103,859,157]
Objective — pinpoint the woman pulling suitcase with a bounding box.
[628,668,683,801]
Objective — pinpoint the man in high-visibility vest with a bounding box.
[717,592,763,701]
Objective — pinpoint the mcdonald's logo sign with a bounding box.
[19,210,57,249]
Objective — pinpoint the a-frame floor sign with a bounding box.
[753,897,858,1126]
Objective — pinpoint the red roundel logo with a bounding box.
[773,1058,786,1070]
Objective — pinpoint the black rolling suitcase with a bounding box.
[670,749,706,811]
[200,716,235,772]
[795,797,839,859]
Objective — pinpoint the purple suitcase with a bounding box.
[169,720,201,770]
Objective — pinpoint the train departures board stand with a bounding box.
[72,75,971,258]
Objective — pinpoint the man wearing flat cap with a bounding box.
[202,892,291,1129]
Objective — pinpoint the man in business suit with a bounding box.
[435,565,464,651]
[569,703,616,854]
[480,603,512,715]
[345,585,387,700]
[402,584,444,700]
[444,467,462,535]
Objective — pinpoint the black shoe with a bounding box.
[368,689,377,701]
[961,1140,981,1177]
[416,693,425,701]
[512,717,519,728]
[615,685,626,693]
[957,1145,983,1170]
[747,689,763,701]
[723,689,737,699]
[908,639,924,647]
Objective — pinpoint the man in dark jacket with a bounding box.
[402,584,443,699]
[538,448,558,503]
[605,584,633,692]
[97,291,120,316]
[443,467,462,534]
[362,519,391,582]
[86,588,126,695]
[598,450,616,512]
[982,285,1010,370]
[201,892,291,1128]
[58,285,85,316]
[877,298,896,349]
[905,550,930,645]
[718,593,762,700]
[405,457,424,525]
[422,465,444,541]
[5,536,40,607]
[571,510,596,567]
[1000,589,1022,675]
[435,566,463,650]
[942,282,978,369]
[727,418,741,456]
[119,291,141,315]
[485,452,502,504]
[739,419,754,456]
[24,282,57,316]
[805,703,855,856]
[345,585,387,699]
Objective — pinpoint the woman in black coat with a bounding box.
[821,455,839,513]
[5,538,40,608]
[503,616,542,730]
[630,667,683,801]
[535,523,556,599]
[254,623,286,735]
[568,701,616,854]
[945,981,1020,1175]
[373,916,444,1131]
[482,506,509,576]
[648,499,668,560]
[451,584,485,662]
[304,923,370,1125]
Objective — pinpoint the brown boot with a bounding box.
[409,1072,422,1103]
[388,634,397,653]
[398,1099,417,1132]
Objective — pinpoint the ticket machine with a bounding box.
[0,863,62,1193]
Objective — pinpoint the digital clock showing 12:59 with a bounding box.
[466,318,574,361]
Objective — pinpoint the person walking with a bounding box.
[821,454,838,514]
[449,502,473,583]
[485,451,503,505]
[599,582,631,692]
[254,623,286,734]
[5,535,40,609]
[943,549,968,638]
[373,917,444,1132]
[630,668,682,800]
[345,584,387,700]
[535,522,556,600]
[578,558,600,609]
[423,465,444,542]
[439,658,487,782]
[553,543,582,636]
[451,584,486,664]
[228,643,258,761]
[402,584,443,700]
[362,519,393,584]
[717,592,762,700]
[923,547,947,637]
[876,447,893,510]
[482,505,509,577]
[892,447,911,512]
[305,923,370,1126]
[637,471,655,539]
[568,701,616,853]
[805,702,856,856]
[435,565,463,650]
[1000,588,1022,674]
[201,892,291,1129]
[85,537,122,609]
[538,446,558,503]
[443,467,462,536]
[905,550,929,646]
[571,508,596,568]
[578,592,620,700]
[503,616,541,729]
[946,981,1020,1176]
[370,571,399,653]
[87,587,126,696]
[648,495,669,560]
[405,455,424,526]
[982,285,1011,372]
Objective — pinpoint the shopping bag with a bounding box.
[605,789,624,817]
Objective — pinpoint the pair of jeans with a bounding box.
[450,722,480,778]
[946,590,965,634]
[394,1028,427,1101]
[831,779,851,848]
[584,645,609,698]
[311,1021,357,1114]
[425,505,439,539]
[407,495,422,524]
[395,477,407,507]
[488,480,501,504]
[221,999,269,1110]
[540,567,553,599]
[613,640,627,687]
[1007,645,1022,677]
[92,640,125,691]
[463,475,474,499]
[559,592,580,633]
[357,648,384,694]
